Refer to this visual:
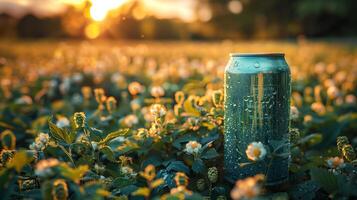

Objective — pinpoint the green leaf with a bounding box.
[59,164,89,183]
[166,161,190,174]
[98,129,129,146]
[192,159,205,174]
[41,180,53,200]
[112,177,136,188]
[99,145,115,161]
[288,180,319,200]
[48,119,74,144]
[310,168,338,194]
[7,150,34,172]
[201,148,219,159]
[298,133,322,146]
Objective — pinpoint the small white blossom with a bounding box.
[91,141,98,150]
[123,114,139,127]
[15,95,33,105]
[184,141,202,155]
[326,157,345,169]
[150,86,165,98]
[290,106,299,121]
[150,104,166,118]
[29,133,50,151]
[35,158,59,177]
[72,73,83,83]
[245,142,267,161]
[121,166,137,177]
[56,117,70,128]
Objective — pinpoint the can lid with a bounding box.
[230,53,284,57]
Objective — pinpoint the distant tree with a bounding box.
[16,14,65,38]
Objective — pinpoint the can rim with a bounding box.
[230,52,285,57]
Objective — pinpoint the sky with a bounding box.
[0,0,197,21]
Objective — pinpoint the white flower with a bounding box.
[91,141,98,150]
[290,106,299,121]
[72,73,83,83]
[56,117,70,128]
[345,94,356,104]
[123,114,139,127]
[121,166,137,177]
[15,95,33,105]
[35,158,59,177]
[29,133,50,151]
[245,142,267,161]
[150,86,165,98]
[184,141,202,155]
[130,99,141,111]
[150,104,166,118]
[327,86,339,99]
[231,174,264,200]
[59,77,71,94]
[128,82,144,96]
[326,157,345,169]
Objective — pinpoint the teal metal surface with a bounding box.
[224,53,291,185]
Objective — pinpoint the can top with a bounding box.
[230,53,284,57]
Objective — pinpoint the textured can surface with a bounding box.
[224,53,291,185]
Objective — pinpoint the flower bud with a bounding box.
[106,96,117,113]
[337,136,349,154]
[81,86,92,100]
[174,172,189,187]
[175,91,185,105]
[52,179,68,200]
[21,179,37,191]
[196,178,205,191]
[73,112,86,128]
[174,104,183,116]
[207,167,218,183]
[94,88,106,104]
[1,130,16,150]
[0,149,14,166]
[289,128,300,144]
[342,144,356,162]
[212,90,223,107]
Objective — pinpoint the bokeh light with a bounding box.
[89,0,127,21]
[228,0,243,14]
[85,23,101,39]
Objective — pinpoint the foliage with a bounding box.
[0,41,356,199]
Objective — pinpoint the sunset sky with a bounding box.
[0,0,197,22]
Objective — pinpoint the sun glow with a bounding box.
[89,0,127,21]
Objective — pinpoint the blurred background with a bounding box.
[0,0,357,40]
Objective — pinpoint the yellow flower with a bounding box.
[140,164,156,182]
[245,142,267,161]
[174,172,189,187]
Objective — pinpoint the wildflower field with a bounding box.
[0,40,356,200]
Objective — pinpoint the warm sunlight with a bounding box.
[89,0,127,21]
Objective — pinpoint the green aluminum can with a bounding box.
[224,53,291,185]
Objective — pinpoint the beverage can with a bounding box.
[224,53,291,185]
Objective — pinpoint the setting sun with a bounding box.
[89,0,127,21]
